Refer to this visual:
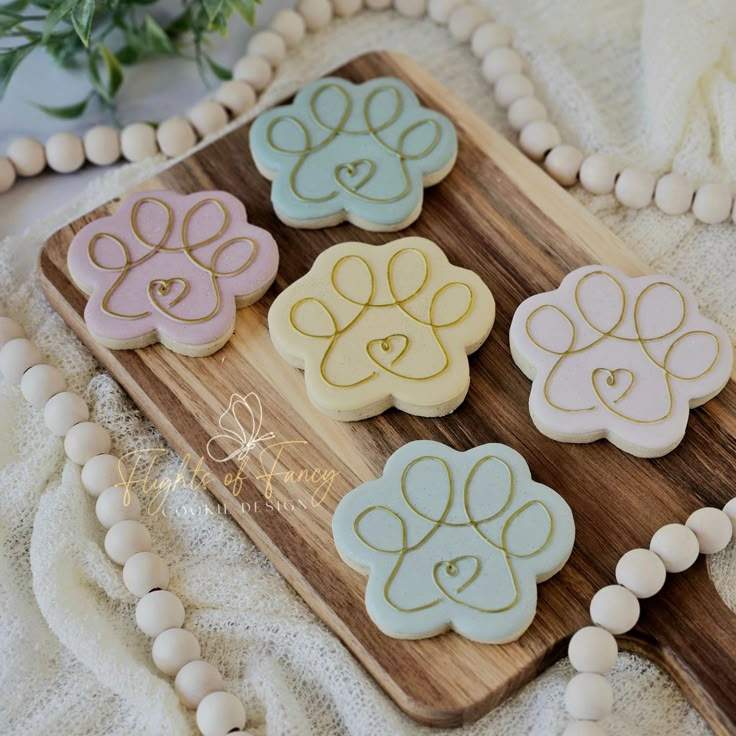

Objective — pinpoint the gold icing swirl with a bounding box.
[524,270,722,423]
[288,247,474,387]
[265,83,442,204]
[353,455,554,614]
[88,197,257,324]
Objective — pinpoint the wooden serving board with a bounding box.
[40,52,736,730]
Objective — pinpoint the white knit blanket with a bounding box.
[2,2,735,734]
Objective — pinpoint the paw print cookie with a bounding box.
[249,76,457,231]
[267,237,495,420]
[68,190,279,357]
[510,265,733,457]
[332,440,575,643]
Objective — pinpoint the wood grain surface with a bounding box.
[40,52,736,730]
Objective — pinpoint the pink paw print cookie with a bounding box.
[68,190,279,356]
[510,265,733,458]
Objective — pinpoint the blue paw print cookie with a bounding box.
[249,76,458,231]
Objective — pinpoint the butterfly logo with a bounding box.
[206,392,276,464]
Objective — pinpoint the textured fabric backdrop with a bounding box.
[2,2,735,734]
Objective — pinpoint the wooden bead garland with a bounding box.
[197,691,247,736]
[589,585,640,635]
[20,364,66,408]
[135,589,185,637]
[0,337,42,383]
[105,519,152,565]
[64,421,111,465]
[152,627,202,676]
[123,551,170,597]
[0,314,248,736]
[1,0,733,228]
[43,391,89,436]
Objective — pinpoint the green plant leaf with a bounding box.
[232,0,260,26]
[42,0,76,41]
[0,41,37,99]
[0,10,27,34]
[203,0,225,23]
[71,0,96,47]
[31,92,91,119]
[205,54,232,80]
[143,14,177,54]
[2,0,30,12]
[88,43,123,103]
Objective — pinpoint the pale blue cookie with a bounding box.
[332,440,575,643]
[249,77,458,231]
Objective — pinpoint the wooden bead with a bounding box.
[615,548,666,598]
[481,47,522,84]
[197,691,247,736]
[494,72,533,108]
[271,9,306,46]
[448,4,487,41]
[188,101,228,138]
[152,628,201,676]
[562,722,606,736]
[724,498,736,537]
[297,0,333,30]
[0,338,42,383]
[121,123,158,163]
[579,154,618,195]
[564,672,612,721]
[590,584,640,634]
[686,507,733,554]
[333,0,363,16]
[7,137,45,176]
[568,626,618,674]
[81,453,129,497]
[123,551,169,597]
[175,660,225,709]
[136,589,184,637]
[233,56,272,92]
[428,0,463,24]
[0,317,24,348]
[519,120,560,161]
[96,485,141,528]
[654,173,693,215]
[395,0,426,17]
[157,116,196,158]
[215,81,256,116]
[615,167,655,209]
[650,523,699,573]
[43,391,89,437]
[0,156,16,193]
[64,421,111,465]
[247,30,286,67]
[105,519,152,566]
[544,145,583,187]
[366,0,391,8]
[83,125,121,166]
[21,364,66,407]
[45,132,85,173]
[471,23,512,58]
[692,182,732,224]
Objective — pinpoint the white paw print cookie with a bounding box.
[332,440,575,643]
[510,265,733,457]
[268,237,495,420]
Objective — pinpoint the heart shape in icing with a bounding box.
[366,333,410,371]
[148,277,190,310]
[434,555,482,597]
[335,158,376,194]
[592,367,635,405]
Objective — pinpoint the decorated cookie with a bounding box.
[510,265,733,457]
[267,237,495,420]
[333,440,575,643]
[249,76,457,230]
[68,190,279,357]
